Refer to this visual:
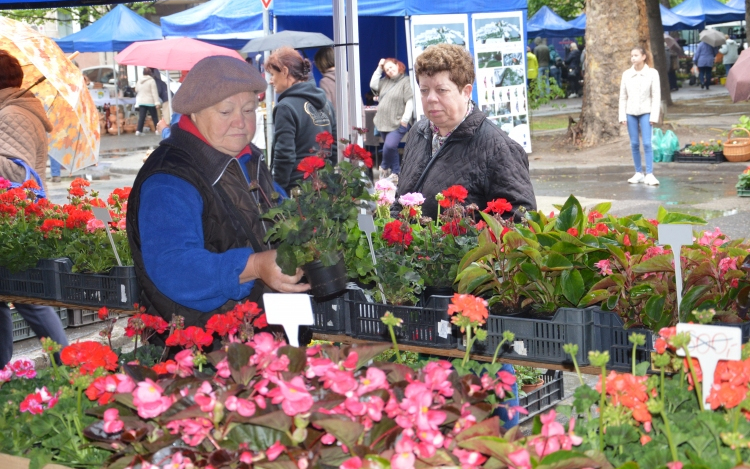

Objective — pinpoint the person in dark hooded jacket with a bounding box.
[267,47,336,192]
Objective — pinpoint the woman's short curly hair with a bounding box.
[0,50,23,90]
[415,44,474,89]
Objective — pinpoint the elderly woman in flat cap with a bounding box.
[126,56,308,332]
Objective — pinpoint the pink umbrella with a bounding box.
[726,49,750,103]
[115,37,243,71]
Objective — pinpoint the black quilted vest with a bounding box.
[126,126,276,328]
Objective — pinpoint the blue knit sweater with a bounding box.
[138,151,285,312]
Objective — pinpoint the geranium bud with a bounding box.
[294,415,309,429]
[588,351,610,368]
[628,333,646,347]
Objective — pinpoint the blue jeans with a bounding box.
[627,113,653,175]
[492,363,520,429]
[725,63,733,77]
[538,66,550,95]
[381,124,409,175]
[698,66,712,88]
[49,155,61,177]
[550,66,562,90]
[0,303,69,368]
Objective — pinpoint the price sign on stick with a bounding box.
[675,323,742,409]
[358,210,387,303]
[92,207,122,267]
[658,224,693,316]
[262,293,314,347]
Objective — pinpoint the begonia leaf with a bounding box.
[455,416,501,441]
[246,409,293,433]
[418,448,455,466]
[632,254,675,274]
[537,449,614,469]
[278,345,306,373]
[457,435,512,461]
[227,342,254,372]
[315,418,364,450]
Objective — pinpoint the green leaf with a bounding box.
[550,241,585,255]
[537,450,612,469]
[644,294,666,324]
[459,242,495,271]
[591,201,612,215]
[543,252,574,271]
[455,416,501,442]
[226,423,287,452]
[278,345,307,373]
[457,436,513,461]
[555,195,585,232]
[634,361,650,376]
[349,343,392,370]
[227,343,254,371]
[521,262,542,282]
[632,254,675,273]
[579,289,611,307]
[561,269,585,305]
[679,284,713,321]
[660,212,707,225]
[245,410,293,433]
[656,206,668,223]
[315,418,364,450]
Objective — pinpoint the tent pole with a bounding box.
[404,16,418,121]
[333,0,348,163]
[263,5,274,168]
[166,69,173,123]
[346,0,362,145]
[115,59,121,136]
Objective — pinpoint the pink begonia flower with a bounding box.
[239,452,253,464]
[165,418,213,446]
[250,332,282,355]
[342,351,358,369]
[103,408,124,434]
[340,456,362,469]
[391,437,417,469]
[116,218,127,231]
[321,433,336,445]
[666,462,683,469]
[696,228,725,247]
[358,367,388,395]
[306,357,336,379]
[0,177,11,189]
[0,364,13,382]
[11,359,36,379]
[115,374,136,393]
[567,417,583,446]
[453,448,487,469]
[166,349,194,378]
[398,192,425,207]
[298,458,309,469]
[268,376,314,416]
[507,448,532,469]
[719,256,738,276]
[540,410,565,437]
[86,218,106,233]
[215,358,231,378]
[266,441,285,461]
[398,382,446,432]
[323,368,358,396]
[194,381,216,413]
[225,395,257,417]
[594,259,613,276]
[422,361,454,397]
[132,379,173,419]
[168,452,193,469]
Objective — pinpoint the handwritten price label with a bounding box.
[676,323,742,409]
[263,293,313,347]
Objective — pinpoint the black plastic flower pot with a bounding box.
[302,254,347,300]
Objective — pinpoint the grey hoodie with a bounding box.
[719,39,739,65]
[0,87,53,192]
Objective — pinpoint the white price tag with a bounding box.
[513,340,527,356]
[262,293,314,347]
[438,320,451,339]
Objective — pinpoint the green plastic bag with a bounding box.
[652,128,665,163]
[661,130,679,162]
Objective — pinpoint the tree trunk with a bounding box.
[747,0,750,40]
[660,0,670,7]
[646,0,672,110]
[579,0,649,146]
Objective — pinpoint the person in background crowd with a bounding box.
[267,47,336,192]
[127,56,307,343]
[534,37,551,95]
[692,40,717,90]
[152,68,171,123]
[549,46,563,92]
[665,38,679,92]
[0,49,69,368]
[314,47,336,110]
[391,43,536,429]
[371,58,413,179]
[719,35,739,76]
[619,46,661,186]
[135,67,160,135]
[526,46,538,89]
[564,41,581,98]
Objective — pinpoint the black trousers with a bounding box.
[137,105,159,133]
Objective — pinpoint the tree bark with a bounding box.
[660,0,671,7]
[579,0,649,146]
[646,0,673,110]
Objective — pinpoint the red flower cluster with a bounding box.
[585,222,609,237]
[438,185,468,208]
[441,219,467,236]
[60,341,118,375]
[67,178,91,198]
[707,359,750,410]
[567,227,579,236]
[107,187,131,206]
[343,144,373,168]
[206,301,266,337]
[596,370,651,426]
[298,156,326,179]
[447,293,489,325]
[124,313,169,338]
[63,204,94,229]
[39,219,64,235]
[315,131,335,150]
[166,326,213,350]
[382,219,413,247]
[484,198,512,215]
[587,210,603,223]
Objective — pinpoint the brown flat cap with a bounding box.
[172,56,267,114]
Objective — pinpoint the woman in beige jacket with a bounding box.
[619,46,661,186]
[135,68,160,135]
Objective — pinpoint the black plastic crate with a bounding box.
[309,287,352,334]
[67,308,119,327]
[12,308,68,343]
[593,310,653,372]
[0,258,67,300]
[459,307,595,366]
[58,259,139,309]
[518,370,565,424]
[711,320,750,344]
[673,148,725,164]
[347,289,456,348]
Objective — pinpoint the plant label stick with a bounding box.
[676,323,742,410]
[657,224,693,316]
[358,210,387,302]
[262,293,314,347]
[92,206,122,267]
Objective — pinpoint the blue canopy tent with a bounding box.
[726,0,745,13]
[661,4,703,31]
[160,0,266,50]
[527,6,584,38]
[671,0,745,26]
[0,0,128,8]
[55,5,162,53]
[568,13,586,30]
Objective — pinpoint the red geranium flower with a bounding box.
[484,198,512,215]
[382,220,413,247]
[107,187,132,206]
[343,144,373,168]
[315,131,335,150]
[39,218,64,234]
[297,156,326,179]
[0,203,18,217]
[97,307,109,321]
[60,341,118,375]
[438,185,468,208]
[447,293,489,325]
[441,220,467,236]
[166,326,213,350]
[21,179,40,190]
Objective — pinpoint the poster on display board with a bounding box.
[409,14,469,121]
[472,11,531,153]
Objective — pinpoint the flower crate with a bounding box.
[66,308,118,328]
[57,258,139,309]
[593,310,653,372]
[308,286,354,335]
[347,289,456,348]
[737,189,750,197]
[12,308,68,343]
[0,452,72,469]
[673,150,725,164]
[459,307,595,366]
[518,370,565,424]
[0,258,67,300]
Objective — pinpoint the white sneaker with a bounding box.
[628,172,645,184]
[644,173,660,186]
[568,93,577,98]
[135,131,141,136]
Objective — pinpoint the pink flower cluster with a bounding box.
[506,410,582,468]
[132,379,174,419]
[103,408,124,434]
[19,386,61,415]
[0,359,36,382]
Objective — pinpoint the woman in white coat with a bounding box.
[619,46,661,186]
[135,68,161,135]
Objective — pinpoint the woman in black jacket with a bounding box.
[564,42,582,98]
[392,43,536,222]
